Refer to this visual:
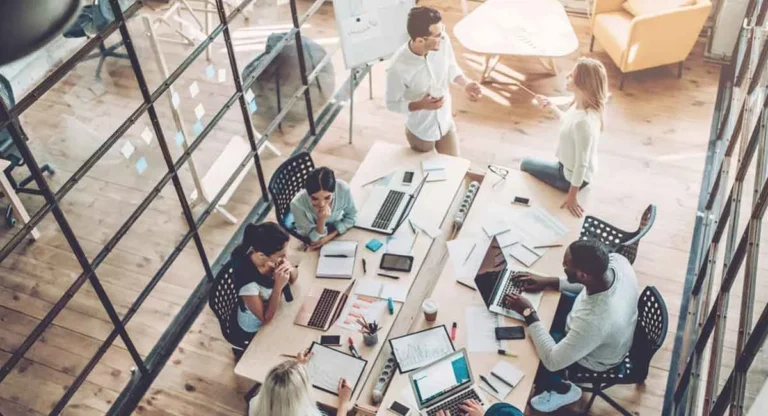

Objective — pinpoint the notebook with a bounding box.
[354,280,408,302]
[421,158,447,182]
[317,241,358,278]
[478,361,525,400]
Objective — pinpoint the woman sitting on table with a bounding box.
[249,349,353,416]
[520,57,608,218]
[290,167,358,249]
[436,400,523,416]
[233,222,297,340]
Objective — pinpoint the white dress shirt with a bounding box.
[385,35,464,141]
[555,107,601,187]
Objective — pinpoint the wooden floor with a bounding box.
[0,0,765,415]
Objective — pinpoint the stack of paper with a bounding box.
[446,237,489,288]
[354,280,408,303]
[422,157,447,182]
[317,241,358,278]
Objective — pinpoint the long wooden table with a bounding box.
[234,141,470,408]
[377,166,589,414]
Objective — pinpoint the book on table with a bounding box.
[317,240,358,279]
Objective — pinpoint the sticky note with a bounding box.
[244,88,255,103]
[194,103,205,120]
[172,91,181,109]
[135,157,148,175]
[120,141,135,159]
[193,120,203,136]
[175,131,185,147]
[189,81,199,98]
[217,69,226,83]
[141,127,154,145]
[205,64,215,79]
[248,99,257,114]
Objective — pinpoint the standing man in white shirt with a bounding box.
[385,6,482,157]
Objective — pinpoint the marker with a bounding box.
[387,297,395,314]
[497,349,518,357]
[362,258,367,274]
[348,337,361,358]
[451,322,457,341]
[378,273,400,280]
[324,254,348,258]
[479,375,499,393]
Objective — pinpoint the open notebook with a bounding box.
[317,240,358,278]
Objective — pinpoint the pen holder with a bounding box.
[363,332,378,346]
[371,353,397,405]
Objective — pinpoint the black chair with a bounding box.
[0,74,55,227]
[568,286,668,415]
[578,204,657,264]
[268,151,315,244]
[208,260,254,360]
[63,0,131,80]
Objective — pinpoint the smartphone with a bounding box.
[379,253,414,272]
[495,326,525,340]
[512,196,530,206]
[319,335,341,346]
[402,171,414,185]
[388,401,410,416]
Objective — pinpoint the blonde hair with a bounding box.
[570,57,608,131]
[249,360,319,416]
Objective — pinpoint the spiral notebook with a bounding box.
[317,240,358,278]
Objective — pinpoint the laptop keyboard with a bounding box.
[372,190,405,230]
[307,288,340,329]
[495,276,524,308]
[427,389,483,416]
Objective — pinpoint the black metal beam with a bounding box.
[289,0,318,136]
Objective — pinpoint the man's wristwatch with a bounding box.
[522,307,537,325]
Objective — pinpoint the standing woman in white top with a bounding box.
[249,349,353,416]
[520,57,608,217]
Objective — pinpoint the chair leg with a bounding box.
[589,35,595,52]
[581,391,599,415]
[619,73,626,91]
[678,61,684,78]
[596,390,633,416]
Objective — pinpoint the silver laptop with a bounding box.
[474,237,543,321]
[408,349,484,416]
[355,174,428,235]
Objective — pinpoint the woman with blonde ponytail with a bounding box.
[520,57,608,218]
[249,349,352,416]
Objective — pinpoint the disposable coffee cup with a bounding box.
[422,299,438,322]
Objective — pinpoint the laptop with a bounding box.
[355,173,428,235]
[408,349,484,416]
[474,237,543,321]
[294,281,354,331]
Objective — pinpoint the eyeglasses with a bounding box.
[488,165,509,188]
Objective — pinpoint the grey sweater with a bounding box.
[528,254,639,372]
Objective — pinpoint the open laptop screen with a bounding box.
[474,237,507,308]
[411,350,471,407]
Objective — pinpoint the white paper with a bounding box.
[491,361,525,387]
[317,240,358,278]
[189,81,199,98]
[141,127,153,145]
[336,295,386,331]
[307,343,366,395]
[171,91,181,108]
[478,372,513,401]
[217,68,227,83]
[507,243,541,267]
[120,141,135,159]
[466,306,503,352]
[386,229,417,255]
[512,207,568,251]
[409,218,442,239]
[496,230,519,248]
[354,280,407,303]
[244,88,255,103]
[390,326,454,372]
[482,217,511,237]
[446,237,489,287]
[194,103,205,120]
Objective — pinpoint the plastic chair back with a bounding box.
[578,204,657,264]
[208,260,252,349]
[268,151,315,242]
[629,286,668,381]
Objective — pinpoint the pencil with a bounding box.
[533,244,563,249]
[280,354,297,359]
[463,243,476,264]
[517,82,536,96]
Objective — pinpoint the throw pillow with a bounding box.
[622,0,696,16]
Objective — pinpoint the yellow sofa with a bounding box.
[590,0,712,89]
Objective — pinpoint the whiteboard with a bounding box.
[332,0,415,69]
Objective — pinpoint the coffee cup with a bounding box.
[422,299,438,322]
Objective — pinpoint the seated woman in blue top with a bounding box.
[290,167,358,249]
[233,222,298,337]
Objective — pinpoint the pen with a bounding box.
[533,244,563,249]
[378,273,400,280]
[491,372,514,388]
[324,254,348,258]
[362,259,367,274]
[408,219,416,234]
[479,375,499,393]
[348,337,361,358]
[280,353,298,359]
[463,243,476,264]
[497,349,518,357]
[451,322,457,340]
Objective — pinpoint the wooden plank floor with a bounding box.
[0,1,764,415]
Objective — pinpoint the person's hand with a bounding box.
[503,292,534,314]
[533,94,551,109]
[411,94,444,111]
[464,80,482,101]
[513,272,555,292]
[296,348,313,365]
[337,378,352,403]
[459,399,484,416]
[316,205,332,223]
[274,265,290,289]
[435,411,451,416]
[562,192,584,218]
[308,233,335,250]
[274,261,292,280]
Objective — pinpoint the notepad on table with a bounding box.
[479,361,525,400]
[421,158,447,182]
[317,240,358,278]
[354,280,408,303]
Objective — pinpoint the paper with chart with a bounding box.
[335,295,387,331]
[354,280,408,302]
[390,326,454,373]
[466,306,504,352]
[307,343,367,395]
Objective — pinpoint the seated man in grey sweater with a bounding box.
[502,239,638,413]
